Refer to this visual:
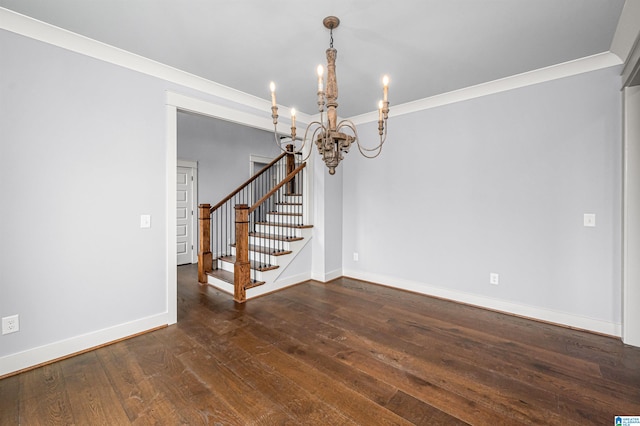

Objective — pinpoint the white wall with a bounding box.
[0,25,289,376]
[311,157,344,282]
[177,111,280,205]
[342,66,623,335]
[0,29,171,372]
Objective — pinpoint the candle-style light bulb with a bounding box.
[378,100,383,121]
[382,75,389,102]
[317,65,324,92]
[270,81,276,106]
[291,108,296,128]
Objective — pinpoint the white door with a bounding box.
[177,162,197,265]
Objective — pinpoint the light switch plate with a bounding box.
[584,213,596,227]
[140,214,151,228]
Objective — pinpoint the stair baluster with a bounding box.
[198,146,307,302]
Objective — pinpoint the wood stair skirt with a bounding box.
[206,194,312,299]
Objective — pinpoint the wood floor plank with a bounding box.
[248,292,513,424]
[5,265,640,425]
[275,286,574,424]
[334,276,623,366]
[341,280,640,413]
[176,337,299,425]
[59,352,130,424]
[348,298,640,407]
[244,312,399,407]
[0,374,20,425]
[126,332,250,425]
[212,329,360,426]
[233,325,413,425]
[385,389,471,425]
[96,339,189,424]
[19,363,76,425]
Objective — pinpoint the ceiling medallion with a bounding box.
[270,16,390,175]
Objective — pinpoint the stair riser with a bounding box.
[254,224,303,237]
[283,195,302,203]
[266,214,303,225]
[206,276,234,295]
[230,246,278,265]
[276,204,303,214]
[249,236,291,250]
[217,259,234,273]
[216,259,267,281]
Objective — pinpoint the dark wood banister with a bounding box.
[209,151,288,213]
[199,147,305,302]
[249,162,306,215]
[233,162,307,302]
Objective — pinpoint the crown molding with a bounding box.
[1,7,623,128]
[0,7,273,114]
[610,0,640,66]
[349,52,623,125]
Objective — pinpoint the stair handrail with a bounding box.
[209,151,288,213]
[249,162,306,214]
[198,147,300,286]
[234,162,307,301]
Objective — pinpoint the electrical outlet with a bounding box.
[353,252,359,261]
[490,273,499,285]
[2,315,19,335]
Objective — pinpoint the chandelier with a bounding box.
[269,16,390,175]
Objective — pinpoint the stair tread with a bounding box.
[256,221,313,229]
[276,202,303,206]
[268,211,303,216]
[229,243,292,256]
[206,269,265,287]
[249,232,303,242]
[218,256,279,272]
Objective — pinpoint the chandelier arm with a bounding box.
[296,113,323,155]
[356,141,384,158]
[300,122,325,162]
[272,125,285,150]
[356,126,387,158]
[340,119,387,159]
[272,128,294,154]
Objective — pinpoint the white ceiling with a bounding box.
[0,0,626,117]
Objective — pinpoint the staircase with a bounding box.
[197,146,311,302]
[206,193,312,298]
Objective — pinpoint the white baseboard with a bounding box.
[311,268,343,283]
[0,313,169,378]
[248,271,312,299]
[324,268,343,282]
[342,269,622,337]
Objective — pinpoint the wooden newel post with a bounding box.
[286,143,295,195]
[234,204,250,303]
[198,204,213,284]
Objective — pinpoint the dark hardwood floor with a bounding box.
[2,264,640,425]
